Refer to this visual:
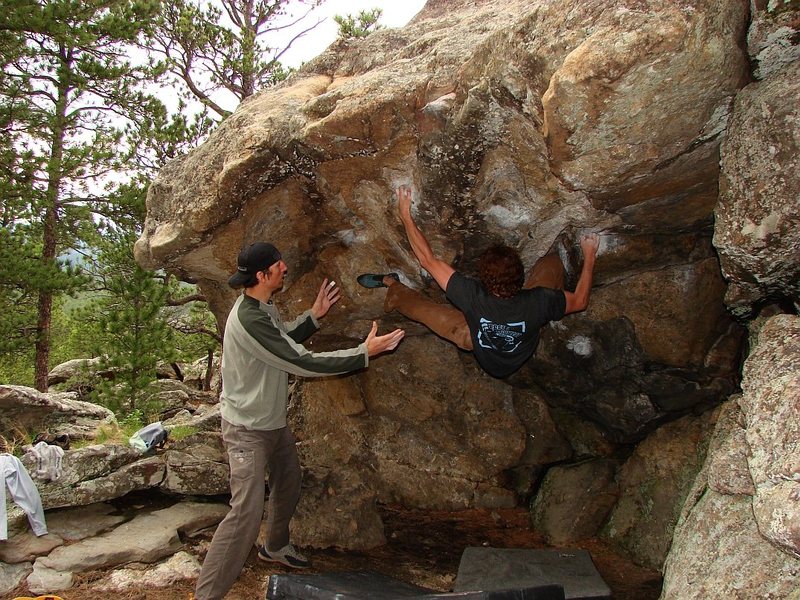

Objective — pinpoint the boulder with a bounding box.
[747,0,800,81]
[660,315,800,597]
[293,335,525,510]
[714,61,800,317]
[662,490,800,600]
[22,444,165,509]
[0,533,63,565]
[0,561,32,596]
[46,357,177,390]
[35,501,228,578]
[135,0,747,454]
[164,402,222,432]
[290,467,386,550]
[161,431,230,495]
[705,398,755,497]
[507,387,575,501]
[601,412,715,570]
[47,356,110,386]
[93,551,202,592]
[740,314,800,557]
[0,385,116,442]
[530,459,620,545]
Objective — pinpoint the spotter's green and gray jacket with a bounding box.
[220,293,368,430]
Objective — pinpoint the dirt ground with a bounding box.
[5,505,662,600]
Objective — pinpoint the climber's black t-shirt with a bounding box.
[446,272,566,378]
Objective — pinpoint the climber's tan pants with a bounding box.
[385,253,565,351]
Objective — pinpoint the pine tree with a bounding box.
[146,0,323,119]
[80,217,176,415]
[0,0,160,390]
[334,8,384,39]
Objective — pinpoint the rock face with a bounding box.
[135,0,747,483]
[292,336,525,511]
[26,502,228,595]
[748,0,800,80]
[601,413,715,570]
[531,459,620,545]
[660,315,800,599]
[127,0,799,593]
[740,314,800,558]
[713,60,800,317]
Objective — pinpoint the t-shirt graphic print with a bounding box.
[477,318,526,353]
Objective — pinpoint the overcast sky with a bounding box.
[278,0,427,67]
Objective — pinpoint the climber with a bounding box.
[357,185,600,379]
[194,242,404,600]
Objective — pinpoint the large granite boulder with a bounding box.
[21,444,165,509]
[740,314,800,557]
[747,0,800,80]
[292,335,525,510]
[135,0,749,502]
[713,60,800,318]
[601,412,716,570]
[530,459,620,545]
[660,315,800,598]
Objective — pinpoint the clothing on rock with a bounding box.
[1,453,48,540]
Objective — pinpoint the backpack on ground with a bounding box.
[129,421,169,453]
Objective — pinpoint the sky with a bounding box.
[277,0,428,68]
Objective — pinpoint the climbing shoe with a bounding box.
[356,273,400,288]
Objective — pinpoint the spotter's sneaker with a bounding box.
[258,543,310,569]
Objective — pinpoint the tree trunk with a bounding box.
[33,290,53,391]
[33,46,70,391]
[33,178,60,391]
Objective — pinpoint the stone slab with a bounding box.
[44,501,128,541]
[0,560,32,596]
[0,532,63,564]
[37,500,228,573]
[454,548,610,599]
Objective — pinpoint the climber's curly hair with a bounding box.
[478,244,525,298]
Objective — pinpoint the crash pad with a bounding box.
[454,548,611,599]
[265,570,566,599]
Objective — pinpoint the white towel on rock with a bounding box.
[28,440,64,481]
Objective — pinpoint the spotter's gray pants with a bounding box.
[194,419,301,600]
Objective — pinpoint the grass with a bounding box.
[166,424,200,440]
[68,421,200,450]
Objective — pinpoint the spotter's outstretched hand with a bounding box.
[311,278,341,319]
[365,321,404,357]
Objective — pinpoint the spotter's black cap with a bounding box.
[227,242,281,287]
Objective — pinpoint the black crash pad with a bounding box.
[454,548,611,600]
[265,570,566,600]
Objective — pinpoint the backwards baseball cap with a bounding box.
[227,242,282,287]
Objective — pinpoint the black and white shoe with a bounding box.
[258,544,310,569]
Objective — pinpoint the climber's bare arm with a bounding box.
[397,185,455,291]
